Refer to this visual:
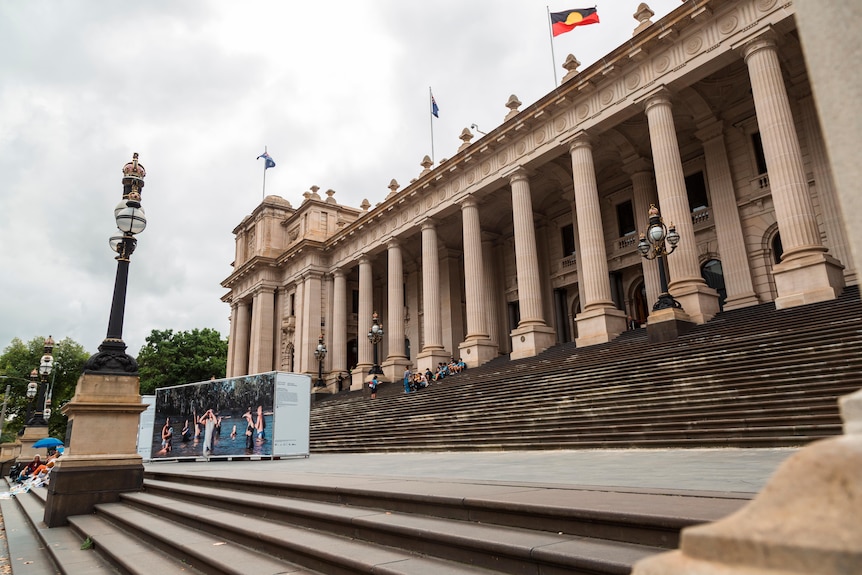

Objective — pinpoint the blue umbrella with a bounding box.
[32,437,63,449]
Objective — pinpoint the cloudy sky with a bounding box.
[0,0,684,358]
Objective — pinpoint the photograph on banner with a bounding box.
[151,372,277,459]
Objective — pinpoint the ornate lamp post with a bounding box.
[24,369,39,427]
[27,336,54,426]
[313,335,327,388]
[83,153,147,374]
[367,312,384,376]
[43,154,150,528]
[637,204,682,311]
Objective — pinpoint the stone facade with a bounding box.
[222,0,855,391]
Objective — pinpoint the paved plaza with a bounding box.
[149,447,799,494]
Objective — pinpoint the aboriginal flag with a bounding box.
[550,8,600,36]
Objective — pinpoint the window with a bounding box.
[701,259,726,311]
[289,294,295,316]
[616,201,636,236]
[560,224,575,255]
[351,290,360,314]
[685,171,709,211]
[751,132,768,175]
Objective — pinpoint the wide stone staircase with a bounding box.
[3,289,860,574]
[309,287,862,453]
[5,468,751,575]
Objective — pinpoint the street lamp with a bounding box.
[637,204,682,311]
[313,335,327,388]
[367,312,384,376]
[83,153,147,375]
[27,336,54,426]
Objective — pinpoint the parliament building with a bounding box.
[222,0,854,392]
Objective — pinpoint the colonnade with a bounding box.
[226,29,845,384]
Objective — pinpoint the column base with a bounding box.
[458,338,498,368]
[416,348,452,373]
[632,391,862,575]
[721,291,760,311]
[773,250,845,309]
[668,280,720,324]
[350,364,372,391]
[647,307,695,343]
[575,307,626,348]
[510,325,556,360]
[382,357,412,383]
[44,457,144,527]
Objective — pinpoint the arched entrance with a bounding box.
[630,280,648,326]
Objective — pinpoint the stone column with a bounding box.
[567,193,586,322]
[482,234,502,348]
[695,120,760,310]
[506,168,556,359]
[567,133,626,346]
[626,164,661,311]
[383,239,410,379]
[232,300,251,377]
[331,269,347,383]
[458,197,497,366]
[300,271,322,378]
[249,285,275,374]
[353,255,373,389]
[742,32,843,308]
[417,219,450,371]
[799,95,855,283]
[225,303,237,377]
[644,88,720,324]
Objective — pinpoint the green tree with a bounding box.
[137,328,228,395]
[0,336,91,442]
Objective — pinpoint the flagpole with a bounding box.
[547,6,559,87]
[262,145,267,200]
[429,87,436,165]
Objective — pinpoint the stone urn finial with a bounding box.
[505,94,522,121]
[458,127,474,151]
[633,3,655,35]
[562,54,581,83]
[420,155,433,175]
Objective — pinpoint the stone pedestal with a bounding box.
[773,251,845,310]
[18,425,50,460]
[458,338,498,368]
[647,307,695,343]
[43,372,147,527]
[668,281,720,325]
[382,358,412,383]
[510,325,557,360]
[632,389,862,575]
[416,349,452,373]
[575,307,627,348]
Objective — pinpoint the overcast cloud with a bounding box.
[0,1,684,357]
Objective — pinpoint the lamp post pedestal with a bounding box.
[18,425,50,460]
[44,372,147,527]
[645,307,695,344]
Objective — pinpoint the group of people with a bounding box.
[10,446,63,485]
[401,358,467,394]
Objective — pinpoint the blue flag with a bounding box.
[431,93,439,118]
[257,151,276,169]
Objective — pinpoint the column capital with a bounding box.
[501,165,530,183]
[564,130,593,153]
[420,217,438,231]
[358,253,372,266]
[694,118,725,143]
[622,156,653,175]
[387,238,401,250]
[332,267,346,279]
[460,195,480,210]
[643,87,673,114]
[741,27,778,62]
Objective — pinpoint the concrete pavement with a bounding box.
[146,447,799,493]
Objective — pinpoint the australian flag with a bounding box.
[431,92,439,118]
[257,151,276,169]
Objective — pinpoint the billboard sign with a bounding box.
[151,371,310,460]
